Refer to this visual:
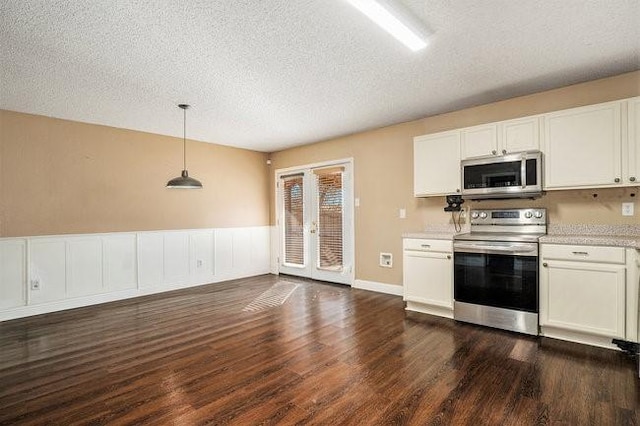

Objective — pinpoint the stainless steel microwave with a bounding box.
[461,151,543,199]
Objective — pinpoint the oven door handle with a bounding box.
[453,242,538,256]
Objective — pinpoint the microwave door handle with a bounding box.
[521,156,527,188]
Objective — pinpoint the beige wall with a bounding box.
[0,110,270,237]
[270,71,640,287]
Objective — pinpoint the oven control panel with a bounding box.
[469,208,546,226]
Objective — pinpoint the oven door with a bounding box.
[453,241,538,313]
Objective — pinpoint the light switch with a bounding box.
[355,198,360,207]
[622,202,634,216]
[399,208,406,219]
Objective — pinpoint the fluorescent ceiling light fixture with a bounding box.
[345,0,429,51]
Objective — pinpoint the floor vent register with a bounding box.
[242,281,300,312]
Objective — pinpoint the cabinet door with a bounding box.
[625,97,640,185]
[403,252,453,308]
[461,124,498,159]
[501,116,540,154]
[414,131,461,196]
[540,260,626,339]
[543,101,622,189]
[0,240,26,309]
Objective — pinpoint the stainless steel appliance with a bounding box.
[453,208,547,335]
[461,151,543,200]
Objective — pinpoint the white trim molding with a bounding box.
[353,279,403,296]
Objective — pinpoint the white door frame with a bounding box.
[274,158,355,286]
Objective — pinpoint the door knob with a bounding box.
[630,177,637,182]
[502,149,507,155]
[542,262,548,267]
[614,177,620,183]
[491,150,497,155]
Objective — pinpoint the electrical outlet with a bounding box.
[622,202,635,216]
[196,259,203,268]
[30,279,40,290]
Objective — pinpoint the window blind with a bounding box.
[282,175,304,265]
[316,170,343,271]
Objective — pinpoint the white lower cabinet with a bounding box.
[540,244,629,346]
[403,238,453,318]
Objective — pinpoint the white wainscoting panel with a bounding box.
[29,239,67,305]
[190,230,215,279]
[0,239,26,309]
[67,237,103,297]
[104,234,137,291]
[215,228,233,277]
[163,232,190,285]
[232,228,252,272]
[251,227,270,272]
[270,226,279,274]
[138,233,164,289]
[1,226,271,321]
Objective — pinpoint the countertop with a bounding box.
[404,224,640,249]
[541,224,640,249]
[403,224,469,241]
[403,232,459,240]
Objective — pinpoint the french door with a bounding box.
[277,161,353,285]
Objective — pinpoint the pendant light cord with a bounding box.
[183,106,187,171]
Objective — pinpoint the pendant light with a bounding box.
[166,104,203,189]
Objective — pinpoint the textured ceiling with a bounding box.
[1,1,639,152]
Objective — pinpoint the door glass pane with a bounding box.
[283,175,304,265]
[316,171,343,271]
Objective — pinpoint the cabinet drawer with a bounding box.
[403,239,452,253]
[541,244,625,264]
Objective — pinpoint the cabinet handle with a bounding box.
[456,188,460,193]
[447,255,452,259]
[491,150,497,155]
[421,244,431,248]
[502,149,507,155]
[572,251,589,256]
[542,262,548,267]
[630,177,637,182]
[614,177,620,183]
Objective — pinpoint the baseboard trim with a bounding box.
[353,279,403,296]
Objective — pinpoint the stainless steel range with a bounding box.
[453,208,547,335]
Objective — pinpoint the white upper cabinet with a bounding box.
[625,96,640,185]
[501,116,541,154]
[461,117,541,160]
[543,100,622,189]
[414,130,461,196]
[414,98,634,197]
[461,124,498,159]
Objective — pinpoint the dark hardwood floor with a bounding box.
[0,274,638,425]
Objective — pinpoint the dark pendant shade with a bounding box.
[167,103,203,189]
[166,170,203,189]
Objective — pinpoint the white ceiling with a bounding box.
[1,1,639,152]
